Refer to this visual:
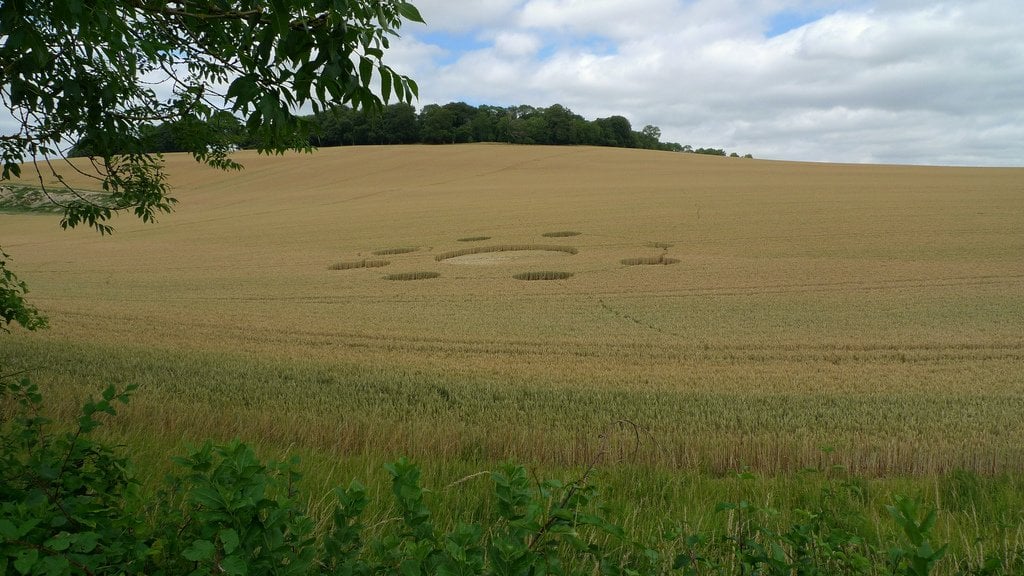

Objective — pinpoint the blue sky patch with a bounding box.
[766,9,827,38]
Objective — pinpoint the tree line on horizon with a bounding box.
[71,102,752,158]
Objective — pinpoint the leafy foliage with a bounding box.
[0,0,422,331]
[0,377,143,574]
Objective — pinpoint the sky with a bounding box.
[383,0,1024,166]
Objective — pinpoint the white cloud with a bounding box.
[519,0,687,39]
[388,0,1024,166]
[493,32,543,57]
[409,0,525,33]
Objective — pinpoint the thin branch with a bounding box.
[0,367,37,381]
[30,146,68,209]
[43,154,106,208]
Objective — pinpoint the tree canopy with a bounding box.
[297,102,744,155]
[182,100,741,154]
[0,0,423,331]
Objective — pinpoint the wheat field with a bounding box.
[2,144,1023,477]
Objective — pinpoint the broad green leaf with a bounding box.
[397,2,425,23]
[359,57,373,88]
[0,519,17,538]
[220,528,240,554]
[45,531,73,551]
[381,69,392,103]
[182,539,216,561]
[221,554,248,576]
[72,531,100,553]
[13,549,38,575]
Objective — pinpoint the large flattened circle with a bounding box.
[445,250,576,266]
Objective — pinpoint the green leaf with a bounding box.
[221,554,248,576]
[45,531,73,551]
[13,549,38,575]
[397,2,425,23]
[72,531,100,553]
[399,558,420,576]
[220,528,240,554]
[0,519,17,538]
[182,539,216,561]
[358,57,373,88]
[38,555,71,576]
[381,69,392,103]
[191,485,225,509]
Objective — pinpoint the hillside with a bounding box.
[3,144,1023,474]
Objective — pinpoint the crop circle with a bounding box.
[620,256,680,266]
[373,247,418,255]
[436,244,577,262]
[513,271,574,281]
[384,271,441,281]
[328,259,390,270]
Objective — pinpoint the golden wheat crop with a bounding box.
[2,144,1023,475]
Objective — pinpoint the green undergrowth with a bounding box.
[2,375,1024,574]
[3,342,1024,574]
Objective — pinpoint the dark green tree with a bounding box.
[470,106,504,142]
[543,104,583,145]
[636,124,661,150]
[442,101,477,143]
[419,104,456,143]
[381,103,420,144]
[521,115,550,144]
[0,0,423,331]
[594,115,634,148]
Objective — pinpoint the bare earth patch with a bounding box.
[445,250,576,266]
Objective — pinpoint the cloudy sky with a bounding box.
[384,0,1023,166]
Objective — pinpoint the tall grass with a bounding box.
[3,339,1023,575]
[5,338,1023,477]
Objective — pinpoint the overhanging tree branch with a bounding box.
[0,0,424,331]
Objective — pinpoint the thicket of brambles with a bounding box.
[71,103,751,159]
[5,373,1020,575]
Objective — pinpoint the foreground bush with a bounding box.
[0,377,1017,575]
